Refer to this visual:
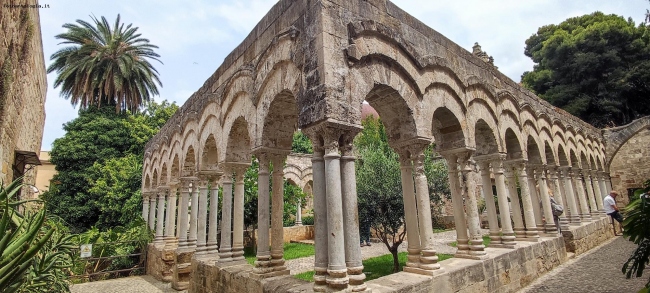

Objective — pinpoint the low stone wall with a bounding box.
[245,225,315,247]
[146,244,174,282]
[562,216,615,256]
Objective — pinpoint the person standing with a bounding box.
[604,190,623,235]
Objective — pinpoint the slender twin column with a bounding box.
[270,155,288,271]
[295,199,303,226]
[231,165,247,261]
[549,167,570,230]
[560,168,581,225]
[591,171,604,213]
[206,174,221,255]
[573,171,592,221]
[514,162,540,240]
[142,192,150,225]
[177,178,193,249]
[477,161,500,245]
[536,167,558,234]
[187,180,200,248]
[399,152,421,269]
[148,194,157,230]
[527,168,544,232]
[443,153,475,258]
[155,187,168,244]
[458,152,487,258]
[164,184,178,248]
[195,177,210,255]
[218,170,234,262]
[598,172,609,210]
[605,173,613,194]
[254,154,273,274]
[503,165,526,239]
[584,171,600,218]
[310,146,329,292]
[492,157,516,247]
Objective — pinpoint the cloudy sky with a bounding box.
[38,0,648,150]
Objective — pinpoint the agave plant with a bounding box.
[622,179,650,292]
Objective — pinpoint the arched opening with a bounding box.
[201,134,219,171]
[160,163,168,186]
[504,129,523,160]
[261,91,299,150]
[183,146,197,177]
[557,145,569,167]
[365,85,418,144]
[226,117,251,163]
[526,136,542,165]
[474,119,498,156]
[432,108,465,150]
[544,142,555,166]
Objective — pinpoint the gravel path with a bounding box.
[70,275,183,293]
[520,236,647,293]
[286,229,470,274]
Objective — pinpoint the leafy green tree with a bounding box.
[47,14,162,113]
[623,179,650,292]
[522,12,650,127]
[42,102,178,232]
[291,131,313,154]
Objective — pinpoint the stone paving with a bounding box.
[70,275,184,293]
[520,236,647,293]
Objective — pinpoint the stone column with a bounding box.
[493,157,515,247]
[164,185,178,249]
[323,131,348,291]
[574,170,592,221]
[177,179,192,249]
[515,162,539,240]
[584,171,599,218]
[527,168,544,232]
[477,160,500,245]
[195,177,209,255]
[206,174,221,255]
[445,154,471,257]
[340,136,368,291]
[605,173,613,194]
[295,199,303,226]
[270,155,288,272]
[504,166,526,240]
[188,180,199,248]
[231,165,247,262]
[560,168,581,225]
[254,154,272,275]
[155,188,167,245]
[218,171,233,262]
[598,172,608,212]
[549,167,570,230]
[148,194,156,230]
[142,192,150,224]
[412,145,443,270]
[536,167,557,234]
[398,151,421,269]
[311,145,329,292]
[458,152,487,258]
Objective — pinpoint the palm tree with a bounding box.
[47,14,162,113]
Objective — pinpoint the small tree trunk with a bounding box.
[391,247,399,273]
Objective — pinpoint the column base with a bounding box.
[313,267,329,293]
[404,266,445,276]
[249,269,290,280]
[488,243,516,249]
[326,268,349,291]
[454,251,489,260]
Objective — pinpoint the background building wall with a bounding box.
[0,1,48,198]
[35,151,55,193]
[609,127,650,205]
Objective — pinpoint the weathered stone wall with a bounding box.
[0,1,47,197]
[146,244,174,282]
[562,217,614,256]
[606,121,650,205]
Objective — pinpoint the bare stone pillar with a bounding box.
[560,168,581,225]
[206,174,221,256]
[188,180,199,249]
[177,178,192,249]
[476,159,500,245]
[164,184,178,249]
[270,155,288,272]
[605,173,613,194]
[584,171,600,218]
[549,167,570,230]
[195,177,209,255]
[295,199,303,226]
[493,156,515,247]
[398,151,421,270]
[527,168,544,232]
[311,145,329,292]
[148,194,156,230]
[504,166,526,240]
[142,192,150,224]
[574,171,592,221]
[598,172,609,212]
[591,171,604,212]
[323,131,349,290]
[218,171,233,262]
[340,135,369,292]
[515,162,539,240]
[458,152,487,258]
[254,154,272,275]
[232,164,247,262]
[444,154,471,257]
[155,188,167,245]
[537,167,558,234]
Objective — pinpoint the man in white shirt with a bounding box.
[603,190,623,235]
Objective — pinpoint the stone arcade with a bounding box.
[141,1,621,292]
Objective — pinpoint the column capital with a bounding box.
[391,137,431,155]
[302,120,362,156]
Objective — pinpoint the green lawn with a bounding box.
[294,252,454,282]
[449,235,491,247]
[244,242,315,265]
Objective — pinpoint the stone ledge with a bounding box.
[562,217,614,256]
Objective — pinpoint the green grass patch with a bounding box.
[293,252,453,282]
[449,235,491,247]
[433,228,453,233]
[244,242,316,265]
